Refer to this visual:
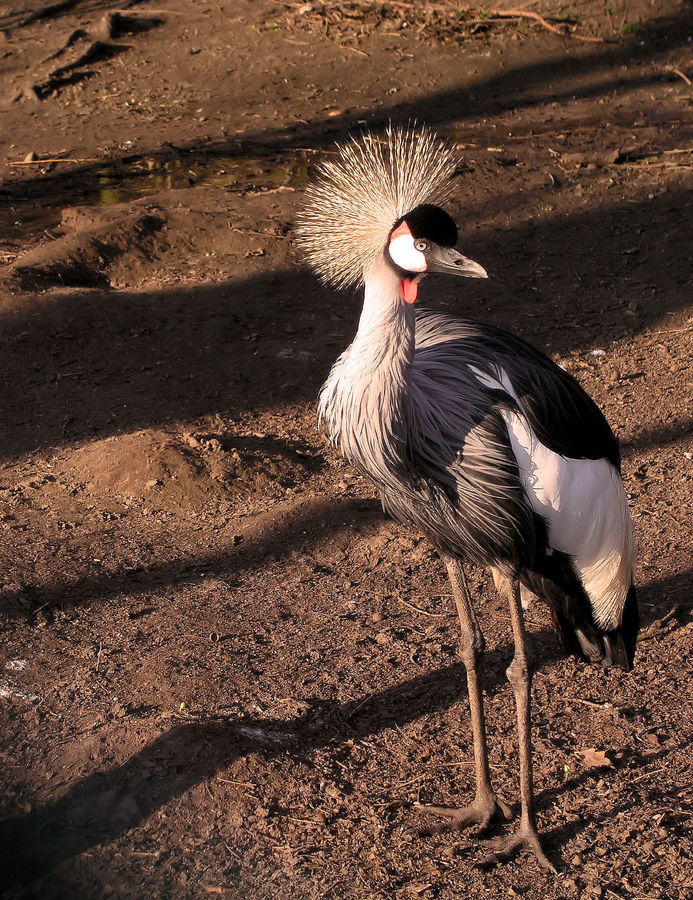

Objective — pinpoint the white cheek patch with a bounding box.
[388,233,427,273]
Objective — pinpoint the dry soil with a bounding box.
[0,1,692,898]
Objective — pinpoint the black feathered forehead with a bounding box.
[393,204,458,247]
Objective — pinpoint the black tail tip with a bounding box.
[602,585,639,671]
[602,631,633,671]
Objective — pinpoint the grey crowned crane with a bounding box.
[296,126,638,870]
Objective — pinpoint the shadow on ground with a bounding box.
[0,185,689,462]
[1,563,689,892]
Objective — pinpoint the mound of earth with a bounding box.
[65,427,317,513]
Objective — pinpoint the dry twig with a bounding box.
[482,8,604,42]
[397,596,449,617]
[10,157,100,165]
[562,696,614,710]
[665,66,692,86]
[274,0,606,42]
[637,605,680,642]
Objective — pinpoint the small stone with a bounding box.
[227,810,243,828]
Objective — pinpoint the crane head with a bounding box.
[387,204,488,303]
[296,125,471,292]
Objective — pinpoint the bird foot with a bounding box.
[480,822,556,873]
[414,794,512,836]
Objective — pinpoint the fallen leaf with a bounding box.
[407,884,432,896]
[579,748,615,768]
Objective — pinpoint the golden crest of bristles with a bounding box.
[295,125,458,291]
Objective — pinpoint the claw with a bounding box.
[415,796,512,837]
[480,825,557,873]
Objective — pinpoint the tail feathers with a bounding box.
[602,630,631,670]
[608,584,639,671]
[522,563,639,671]
[550,608,601,663]
[571,583,638,671]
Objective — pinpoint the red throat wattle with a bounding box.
[400,278,418,304]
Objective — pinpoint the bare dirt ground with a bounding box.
[0,0,692,897]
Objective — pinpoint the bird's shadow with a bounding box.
[0,648,533,888]
[2,583,688,893]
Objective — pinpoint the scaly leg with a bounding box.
[484,574,556,872]
[417,556,510,833]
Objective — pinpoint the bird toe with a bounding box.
[480,828,557,874]
[414,797,511,836]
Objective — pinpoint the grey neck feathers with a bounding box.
[318,257,416,485]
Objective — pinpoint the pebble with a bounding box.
[4,659,27,672]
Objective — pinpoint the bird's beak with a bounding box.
[427,246,488,279]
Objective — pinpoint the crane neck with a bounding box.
[351,256,416,365]
[318,255,416,486]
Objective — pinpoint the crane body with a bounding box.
[297,126,638,870]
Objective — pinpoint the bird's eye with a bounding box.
[414,240,429,252]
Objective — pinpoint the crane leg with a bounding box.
[483,574,556,873]
[416,556,510,834]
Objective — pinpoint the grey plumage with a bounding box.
[297,125,638,869]
[320,307,533,568]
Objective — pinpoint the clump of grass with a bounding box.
[605,0,639,38]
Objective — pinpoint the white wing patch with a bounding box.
[470,364,634,630]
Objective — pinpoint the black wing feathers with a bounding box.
[484,327,621,469]
[415,311,621,469]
